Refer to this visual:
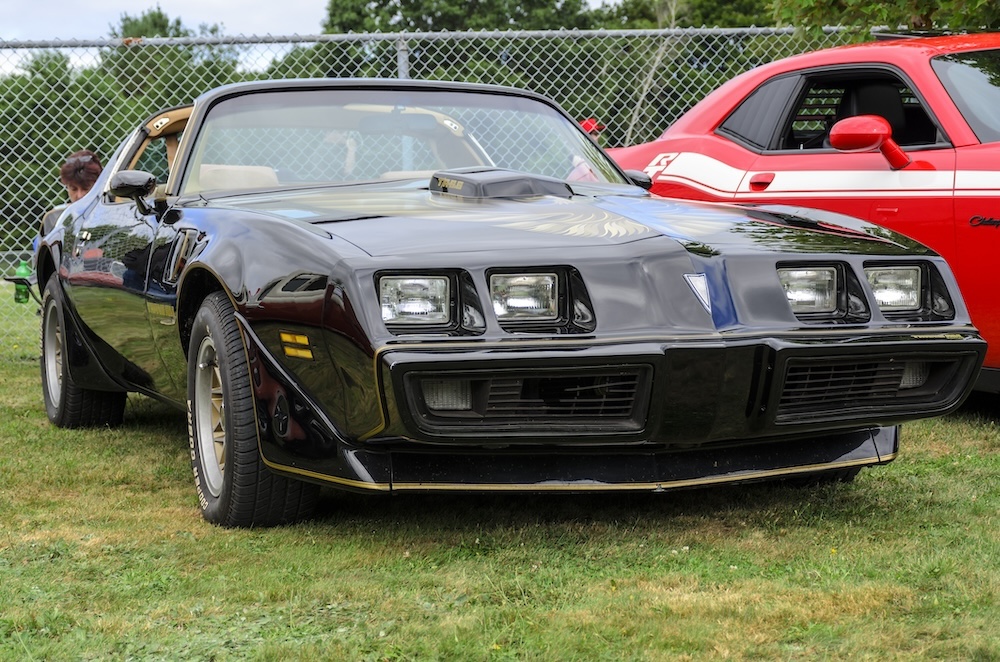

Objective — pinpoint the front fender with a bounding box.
[43,274,128,393]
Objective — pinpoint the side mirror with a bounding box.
[829,115,911,170]
[623,169,653,190]
[109,170,157,215]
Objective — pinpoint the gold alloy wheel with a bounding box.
[42,298,63,409]
[194,334,226,497]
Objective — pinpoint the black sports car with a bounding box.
[34,79,985,527]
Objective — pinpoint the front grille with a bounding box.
[408,365,651,434]
[775,357,949,422]
[485,374,640,419]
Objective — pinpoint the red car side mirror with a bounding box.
[829,115,911,170]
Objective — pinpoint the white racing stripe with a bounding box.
[645,151,1000,199]
[644,152,747,197]
[737,169,953,194]
[735,189,948,199]
[955,170,1000,195]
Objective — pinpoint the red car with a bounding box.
[611,33,1000,390]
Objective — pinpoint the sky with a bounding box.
[0,0,330,41]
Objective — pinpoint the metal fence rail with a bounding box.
[0,27,866,354]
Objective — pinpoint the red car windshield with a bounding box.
[932,49,1000,144]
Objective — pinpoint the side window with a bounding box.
[107,107,191,202]
[718,76,798,150]
[782,84,845,149]
[781,73,940,151]
[133,136,173,185]
[933,52,1000,144]
[897,86,940,146]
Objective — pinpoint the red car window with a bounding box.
[932,49,1000,144]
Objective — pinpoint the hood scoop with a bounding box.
[429,167,573,200]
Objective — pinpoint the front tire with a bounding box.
[188,291,318,527]
[40,275,125,428]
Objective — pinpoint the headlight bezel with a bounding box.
[486,266,596,333]
[489,271,561,323]
[377,272,458,331]
[776,260,956,325]
[776,262,871,324]
[863,262,956,322]
[864,261,932,319]
[376,266,596,336]
[376,271,489,335]
[777,265,840,315]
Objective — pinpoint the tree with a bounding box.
[108,5,191,39]
[324,0,391,32]
[594,0,660,29]
[0,52,116,250]
[686,0,772,27]
[593,0,772,29]
[324,0,598,33]
[771,0,1000,31]
[101,7,241,104]
[0,6,250,252]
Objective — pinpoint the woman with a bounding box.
[59,150,102,202]
[37,150,104,246]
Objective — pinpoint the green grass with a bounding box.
[0,281,40,363]
[1,304,999,658]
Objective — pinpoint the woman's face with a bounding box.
[65,183,87,202]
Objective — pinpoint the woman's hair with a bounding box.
[59,150,103,191]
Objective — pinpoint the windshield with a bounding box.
[932,49,1000,144]
[179,88,626,195]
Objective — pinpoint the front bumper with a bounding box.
[261,424,898,493]
[242,324,982,492]
[378,333,983,445]
[383,425,899,491]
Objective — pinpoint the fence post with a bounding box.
[396,36,410,79]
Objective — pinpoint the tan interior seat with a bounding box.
[199,164,279,191]
[379,170,438,180]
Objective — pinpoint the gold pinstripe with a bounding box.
[262,453,890,493]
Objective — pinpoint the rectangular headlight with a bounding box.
[865,266,921,311]
[777,267,838,314]
[490,273,558,321]
[380,276,450,325]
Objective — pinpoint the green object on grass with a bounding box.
[13,260,31,304]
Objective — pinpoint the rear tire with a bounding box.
[40,275,125,428]
[188,291,318,527]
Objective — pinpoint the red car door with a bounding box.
[722,72,958,264]
[953,145,1000,369]
[738,145,957,260]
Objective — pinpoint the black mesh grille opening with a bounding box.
[775,357,957,422]
[485,373,640,419]
[408,365,651,434]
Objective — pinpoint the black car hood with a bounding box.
[204,180,927,258]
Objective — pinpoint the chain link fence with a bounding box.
[0,26,867,354]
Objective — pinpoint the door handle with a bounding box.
[749,173,775,191]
